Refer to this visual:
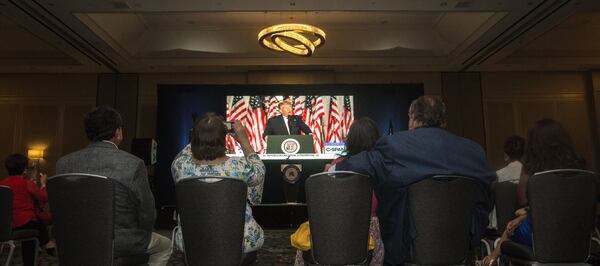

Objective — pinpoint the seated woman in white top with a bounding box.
[171,113,266,254]
[496,135,525,183]
[489,135,525,229]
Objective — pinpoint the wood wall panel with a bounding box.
[20,105,60,175]
[483,72,595,171]
[0,105,17,177]
[137,104,157,138]
[115,74,139,152]
[0,74,96,176]
[442,72,486,148]
[556,100,594,169]
[62,104,94,155]
[516,101,556,137]
[484,102,516,169]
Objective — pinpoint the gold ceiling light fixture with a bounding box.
[258,23,326,56]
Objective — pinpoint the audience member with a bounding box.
[497,135,525,183]
[334,96,496,265]
[292,117,384,266]
[171,113,266,255]
[488,135,525,229]
[0,153,50,266]
[23,164,52,224]
[56,106,171,266]
[478,118,586,266]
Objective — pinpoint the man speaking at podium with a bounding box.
[262,101,311,138]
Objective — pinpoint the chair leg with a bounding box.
[480,239,492,257]
[32,238,39,266]
[4,240,15,266]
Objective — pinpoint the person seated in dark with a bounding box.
[262,101,311,138]
[172,113,266,255]
[292,117,385,265]
[0,154,50,266]
[496,135,525,183]
[333,96,496,265]
[479,119,586,266]
[56,106,172,265]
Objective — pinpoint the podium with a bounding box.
[266,135,314,154]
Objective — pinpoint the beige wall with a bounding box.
[0,74,97,176]
[482,72,594,170]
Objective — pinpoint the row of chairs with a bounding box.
[1,169,597,265]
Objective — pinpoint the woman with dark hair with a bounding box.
[292,117,384,266]
[0,153,51,266]
[497,135,525,183]
[171,113,266,255]
[479,119,585,266]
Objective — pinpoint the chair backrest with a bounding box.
[528,169,598,263]
[408,175,477,265]
[47,173,114,266]
[305,171,372,265]
[495,181,519,232]
[175,176,248,266]
[0,185,13,242]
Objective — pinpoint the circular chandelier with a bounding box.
[258,23,326,56]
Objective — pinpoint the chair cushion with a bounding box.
[114,253,149,266]
[501,240,535,261]
[11,229,38,240]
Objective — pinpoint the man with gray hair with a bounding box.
[335,96,495,265]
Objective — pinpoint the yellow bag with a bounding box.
[290,221,375,251]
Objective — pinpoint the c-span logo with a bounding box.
[281,138,301,154]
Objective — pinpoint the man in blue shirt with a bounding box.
[335,96,495,265]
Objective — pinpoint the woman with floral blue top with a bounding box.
[171,113,266,254]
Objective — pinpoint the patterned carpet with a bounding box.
[0,229,297,266]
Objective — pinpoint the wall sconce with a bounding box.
[27,149,44,160]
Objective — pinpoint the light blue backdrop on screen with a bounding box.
[155,84,423,206]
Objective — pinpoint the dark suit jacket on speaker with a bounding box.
[262,115,312,138]
[335,127,495,264]
[56,141,156,258]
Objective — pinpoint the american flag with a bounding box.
[225,100,239,153]
[249,96,266,153]
[326,96,342,143]
[267,96,280,119]
[311,96,325,153]
[292,96,305,116]
[342,95,354,139]
[303,96,314,138]
[229,96,254,153]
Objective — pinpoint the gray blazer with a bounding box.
[56,141,156,258]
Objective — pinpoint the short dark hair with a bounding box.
[503,135,525,161]
[408,96,447,128]
[190,113,227,161]
[345,117,381,156]
[523,119,585,176]
[5,153,28,176]
[84,106,123,142]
